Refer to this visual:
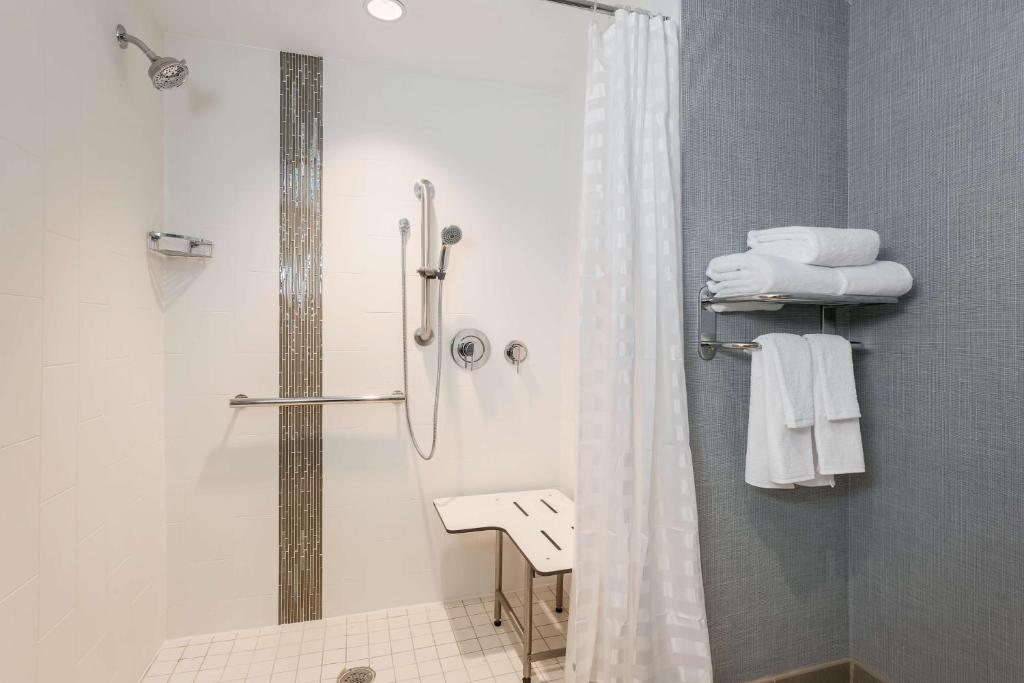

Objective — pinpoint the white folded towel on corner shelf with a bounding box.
[706,253,913,299]
[745,334,833,489]
[747,226,880,266]
[707,253,840,298]
[805,334,865,475]
[834,260,914,297]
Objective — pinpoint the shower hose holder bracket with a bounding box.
[416,267,443,280]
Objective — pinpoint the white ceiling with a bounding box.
[144,0,614,90]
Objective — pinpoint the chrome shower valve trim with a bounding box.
[504,340,529,373]
[452,329,491,371]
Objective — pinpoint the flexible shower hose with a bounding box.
[400,230,444,461]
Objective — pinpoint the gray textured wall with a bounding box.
[680,1,852,680]
[847,2,1024,682]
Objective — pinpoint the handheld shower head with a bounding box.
[441,225,463,245]
[437,225,463,275]
[116,24,189,90]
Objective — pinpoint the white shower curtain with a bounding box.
[567,11,713,683]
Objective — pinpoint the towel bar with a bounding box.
[702,340,865,352]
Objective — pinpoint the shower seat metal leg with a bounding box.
[555,573,564,613]
[523,563,534,683]
[494,531,503,626]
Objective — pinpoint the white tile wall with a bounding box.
[162,34,281,637]
[319,59,581,616]
[0,0,167,680]
[163,35,582,636]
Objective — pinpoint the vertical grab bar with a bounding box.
[414,179,435,345]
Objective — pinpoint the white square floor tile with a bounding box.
[145,588,568,683]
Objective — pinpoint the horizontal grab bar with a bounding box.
[229,392,405,407]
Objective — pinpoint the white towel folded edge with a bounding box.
[747,226,881,267]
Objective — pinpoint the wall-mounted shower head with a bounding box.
[116,24,189,90]
[438,225,463,274]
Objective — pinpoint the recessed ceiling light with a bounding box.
[364,0,405,22]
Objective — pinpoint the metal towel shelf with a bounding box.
[699,287,899,360]
[229,392,405,407]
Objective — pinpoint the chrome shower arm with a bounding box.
[116,24,158,62]
[115,23,188,90]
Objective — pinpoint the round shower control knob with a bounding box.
[451,329,490,370]
[504,341,528,373]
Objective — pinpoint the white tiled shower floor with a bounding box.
[143,586,567,683]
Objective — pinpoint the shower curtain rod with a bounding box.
[541,0,656,18]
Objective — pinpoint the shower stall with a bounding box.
[156,1,586,667]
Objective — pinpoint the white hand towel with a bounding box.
[760,333,815,429]
[805,334,865,475]
[745,341,803,489]
[835,260,914,297]
[707,253,843,298]
[745,334,818,488]
[747,226,880,266]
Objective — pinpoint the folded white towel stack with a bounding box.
[706,253,913,299]
[707,226,912,301]
[805,334,865,475]
[745,334,833,489]
[707,253,840,298]
[747,226,880,266]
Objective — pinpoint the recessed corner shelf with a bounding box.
[147,231,214,258]
[698,286,899,360]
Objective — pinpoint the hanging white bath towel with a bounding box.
[569,10,713,683]
[805,334,866,474]
[745,334,834,489]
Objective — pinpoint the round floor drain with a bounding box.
[337,666,376,683]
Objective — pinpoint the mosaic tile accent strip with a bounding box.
[279,51,324,624]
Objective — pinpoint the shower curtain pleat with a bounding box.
[567,11,713,683]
